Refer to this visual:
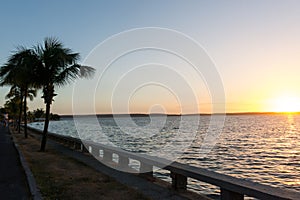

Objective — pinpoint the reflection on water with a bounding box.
[29,114,300,195]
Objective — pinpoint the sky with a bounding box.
[1,0,300,114]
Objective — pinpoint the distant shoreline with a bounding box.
[60,112,300,118]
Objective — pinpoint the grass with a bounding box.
[11,127,149,200]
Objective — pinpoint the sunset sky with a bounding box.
[1,1,300,114]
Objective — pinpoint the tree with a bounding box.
[5,86,23,131]
[5,86,36,132]
[0,107,5,123]
[50,113,60,121]
[27,111,35,123]
[29,108,60,121]
[4,97,20,127]
[34,37,95,151]
[0,47,39,137]
[33,108,45,119]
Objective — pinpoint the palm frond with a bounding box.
[54,64,95,87]
[0,63,19,86]
[27,88,37,101]
[53,64,80,86]
[79,65,95,78]
[0,47,40,88]
[5,85,21,99]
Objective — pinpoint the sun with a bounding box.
[272,96,300,113]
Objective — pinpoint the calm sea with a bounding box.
[29,114,300,196]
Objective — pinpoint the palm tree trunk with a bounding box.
[23,88,28,138]
[18,94,23,133]
[40,101,51,151]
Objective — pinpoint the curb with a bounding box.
[10,129,43,200]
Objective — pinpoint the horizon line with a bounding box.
[60,111,300,117]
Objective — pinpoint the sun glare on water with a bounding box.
[272,96,300,113]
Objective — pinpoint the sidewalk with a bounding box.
[0,126,30,200]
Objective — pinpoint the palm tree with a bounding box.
[34,37,95,151]
[5,86,23,132]
[4,96,20,128]
[6,86,36,132]
[0,47,39,138]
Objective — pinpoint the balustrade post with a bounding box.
[103,150,113,162]
[74,142,81,150]
[171,172,187,191]
[140,162,153,176]
[67,140,73,147]
[118,155,129,169]
[221,188,243,200]
[91,146,100,157]
[81,144,89,153]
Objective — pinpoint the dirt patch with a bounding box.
[11,128,149,200]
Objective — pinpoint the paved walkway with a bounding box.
[0,126,30,200]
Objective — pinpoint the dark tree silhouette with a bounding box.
[34,37,95,151]
[0,47,38,137]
